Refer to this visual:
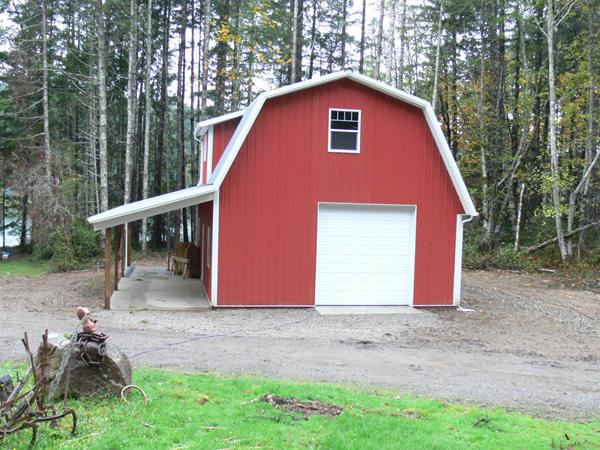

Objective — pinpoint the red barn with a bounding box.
[89,71,477,308]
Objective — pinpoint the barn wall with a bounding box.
[212,118,240,172]
[197,201,213,300]
[218,79,464,306]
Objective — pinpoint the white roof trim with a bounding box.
[88,185,216,230]
[194,109,246,139]
[207,70,477,216]
[91,71,476,232]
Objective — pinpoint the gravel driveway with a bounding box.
[1,267,599,420]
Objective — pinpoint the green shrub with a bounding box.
[34,220,102,271]
[494,246,537,271]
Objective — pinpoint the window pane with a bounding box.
[331,120,359,130]
[331,110,336,120]
[352,111,358,121]
[331,131,358,151]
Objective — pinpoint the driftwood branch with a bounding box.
[525,220,600,254]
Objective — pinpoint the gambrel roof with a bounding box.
[89,71,476,231]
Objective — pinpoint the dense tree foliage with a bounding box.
[0,0,598,266]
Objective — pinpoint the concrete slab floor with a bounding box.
[110,266,211,311]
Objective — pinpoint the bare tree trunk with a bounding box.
[19,192,28,251]
[97,0,109,212]
[141,0,152,251]
[578,4,597,256]
[151,0,170,248]
[88,80,99,214]
[291,0,299,82]
[214,0,229,114]
[431,0,444,111]
[340,0,347,69]
[546,0,567,260]
[189,0,196,239]
[478,3,491,244]
[124,0,138,204]
[176,0,188,243]
[308,0,317,79]
[514,183,525,251]
[200,0,211,118]
[40,0,52,181]
[358,0,366,73]
[374,0,385,80]
[397,0,407,88]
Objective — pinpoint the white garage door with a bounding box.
[315,203,416,306]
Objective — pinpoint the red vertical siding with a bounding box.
[212,118,240,173]
[218,79,464,306]
[197,201,213,300]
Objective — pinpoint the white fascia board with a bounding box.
[422,105,478,216]
[207,70,477,216]
[88,185,216,231]
[194,109,246,139]
[209,96,265,186]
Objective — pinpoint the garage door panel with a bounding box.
[315,204,416,306]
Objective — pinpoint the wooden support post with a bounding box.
[114,226,121,292]
[127,222,133,267]
[104,227,112,310]
[121,224,126,278]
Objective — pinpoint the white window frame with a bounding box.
[328,108,361,154]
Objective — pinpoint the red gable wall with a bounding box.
[200,118,240,185]
[212,118,240,174]
[217,79,464,306]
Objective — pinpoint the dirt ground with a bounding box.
[1,266,600,420]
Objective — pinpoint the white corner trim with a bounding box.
[210,188,220,306]
[205,70,477,217]
[207,125,214,179]
[453,214,473,306]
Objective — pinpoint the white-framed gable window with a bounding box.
[328,109,361,153]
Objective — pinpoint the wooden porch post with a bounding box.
[127,222,133,267]
[120,224,126,278]
[104,227,112,310]
[114,226,121,292]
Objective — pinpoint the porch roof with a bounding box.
[88,184,216,231]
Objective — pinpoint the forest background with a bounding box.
[0,0,598,274]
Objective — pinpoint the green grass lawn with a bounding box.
[0,256,50,277]
[1,368,599,449]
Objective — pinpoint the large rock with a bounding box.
[38,333,132,401]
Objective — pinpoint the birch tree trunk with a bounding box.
[546,0,568,260]
[40,0,52,181]
[141,0,152,250]
[291,0,299,82]
[123,0,137,203]
[514,183,525,251]
[124,0,138,204]
[431,0,444,111]
[97,0,109,212]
